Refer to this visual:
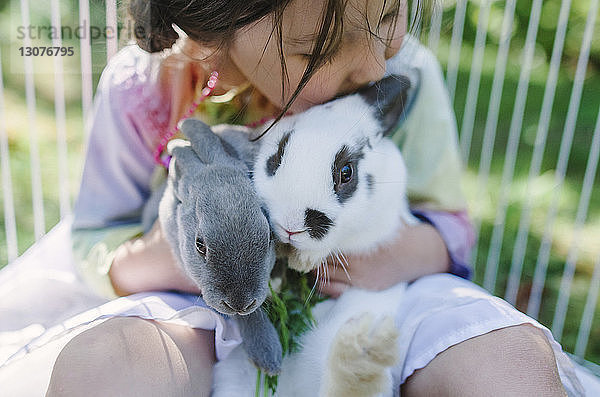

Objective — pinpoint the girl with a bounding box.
[30,0,581,395]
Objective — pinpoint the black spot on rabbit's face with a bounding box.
[358,74,412,136]
[266,131,292,176]
[304,208,333,240]
[332,144,364,203]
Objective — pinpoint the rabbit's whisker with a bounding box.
[331,252,340,270]
[319,259,328,291]
[332,251,343,275]
[326,259,331,285]
[320,259,329,289]
[331,251,338,265]
[341,112,368,139]
[263,299,273,316]
[338,250,349,267]
[337,250,352,281]
[306,263,319,306]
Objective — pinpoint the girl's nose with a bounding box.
[347,39,387,87]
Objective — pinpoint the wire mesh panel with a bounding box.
[50,0,71,220]
[0,50,18,263]
[0,0,599,375]
[0,0,114,266]
[506,0,572,310]
[425,0,600,371]
[19,0,45,240]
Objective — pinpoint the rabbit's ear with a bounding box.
[166,138,190,155]
[214,126,256,169]
[179,118,233,165]
[358,72,419,137]
[169,145,204,195]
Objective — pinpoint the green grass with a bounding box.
[1,24,599,365]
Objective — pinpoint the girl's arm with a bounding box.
[411,209,474,279]
[319,221,449,297]
[109,221,200,296]
[71,45,198,298]
[319,211,474,297]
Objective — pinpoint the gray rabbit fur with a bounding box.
[142,118,282,375]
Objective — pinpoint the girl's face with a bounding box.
[227,0,406,113]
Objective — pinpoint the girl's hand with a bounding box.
[316,222,451,298]
[109,221,201,296]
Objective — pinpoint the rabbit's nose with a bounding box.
[222,299,258,315]
[284,228,305,237]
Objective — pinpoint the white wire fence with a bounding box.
[0,0,599,372]
[425,0,600,372]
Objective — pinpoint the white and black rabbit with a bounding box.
[212,71,421,397]
[253,73,418,273]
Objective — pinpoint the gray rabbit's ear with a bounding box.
[169,145,204,195]
[213,125,257,170]
[358,72,419,137]
[166,138,190,155]
[179,118,231,164]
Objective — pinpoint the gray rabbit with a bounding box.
[142,118,282,375]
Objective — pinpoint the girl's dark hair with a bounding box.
[128,0,420,135]
[128,0,293,53]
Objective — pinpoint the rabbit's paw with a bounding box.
[287,251,316,273]
[242,320,283,375]
[323,312,399,397]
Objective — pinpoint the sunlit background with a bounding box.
[0,0,599,369]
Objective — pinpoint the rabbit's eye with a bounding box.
[195,237,207,257]
[340,163,353,184]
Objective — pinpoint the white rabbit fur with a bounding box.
[212,73,420,397]
[252,90,417,273]
[213,283,406,397]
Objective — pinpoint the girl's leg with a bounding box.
[45,317,215,397]
[401,323,567,396]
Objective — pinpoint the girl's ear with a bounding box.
[358,73,417,136]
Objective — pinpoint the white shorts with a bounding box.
[394,274,584,395]
[0,222,585,396]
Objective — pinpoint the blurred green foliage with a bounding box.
[444,0,600,68]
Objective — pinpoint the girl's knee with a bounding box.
[61,317,155,358]
[47,317,215,397]
[52,317,174,375]
[402,323,566,396]
[491,324,560,370]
